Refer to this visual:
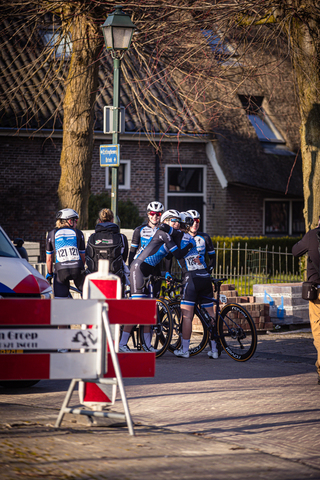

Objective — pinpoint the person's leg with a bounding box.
[53,274,69,298]
[119,263,147,350]
[308,294,320,380]
[181,303,194,350]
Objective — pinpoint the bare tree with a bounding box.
[1,1,319,229]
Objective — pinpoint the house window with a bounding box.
[165,165,206,224]
[202,29,238,65]
[264,200,304,235]
[105,160,131,190]
[42,29,72,58]
[239,95,294,156]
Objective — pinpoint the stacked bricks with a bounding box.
[220,284,274,332]
[253,283,309,326]
[192,284,274,333]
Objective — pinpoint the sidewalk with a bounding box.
[1,330,319,479]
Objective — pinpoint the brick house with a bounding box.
[0,22,304,259]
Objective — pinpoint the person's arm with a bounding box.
[45,232,54,281]
[205,234,216,271]
[46,253,53,275]
[78,230,86,266]
[164,253,173,273]
[292,232,309,257]
[121,234,129,263]
[129,227,141,265]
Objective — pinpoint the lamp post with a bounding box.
[101,5,136,225]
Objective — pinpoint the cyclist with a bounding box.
[172,212,215,359]
[187,209,218,358]
[46,208,86,298]
[128,201,164,265]
[119,209,194,352]
[85,208,129,292]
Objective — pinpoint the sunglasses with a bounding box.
[170,218,180,223]
[149,211,162,216]
[193,218,200,223]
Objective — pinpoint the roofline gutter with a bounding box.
[0,128,212,144]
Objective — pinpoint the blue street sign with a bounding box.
[100,144,120,167]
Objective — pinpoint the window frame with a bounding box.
[263,199,305,236]
[41,27,72,58]
[165,164,207,227]
[105,159,131,190]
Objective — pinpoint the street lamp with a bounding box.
[101,6,136,225]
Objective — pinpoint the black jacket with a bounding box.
[292,227,320,283]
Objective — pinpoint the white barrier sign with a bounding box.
[0,328,100,350]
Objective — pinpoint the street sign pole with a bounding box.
[112,57,120,225]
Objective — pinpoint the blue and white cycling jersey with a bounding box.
[46,227,85,272]
[129,224,158,264]
[177,232,206,272]
[194,232,216,270]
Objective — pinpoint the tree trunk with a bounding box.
[58,14,102,229]
[289,3,320,231]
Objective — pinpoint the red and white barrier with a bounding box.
[80,260,156,406]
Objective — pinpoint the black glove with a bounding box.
[46,273,53,285]
[158,223,171,233]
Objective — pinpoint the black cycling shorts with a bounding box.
[181,271,213,307]
[53,268,84,298]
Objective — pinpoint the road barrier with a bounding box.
[0,293,156,435]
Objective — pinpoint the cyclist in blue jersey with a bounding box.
[128,201,164,265]
[46,209,86,298]
[119,210,194,352]
[187,209,216,275]
[186,209,217,358]
[170,212,215,358]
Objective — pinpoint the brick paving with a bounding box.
[0,329,320,479]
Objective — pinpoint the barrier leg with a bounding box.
[102,307,135,436]
[55,378,78,428]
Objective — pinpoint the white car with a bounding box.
[0,226,52,298]
[0,226,52,388]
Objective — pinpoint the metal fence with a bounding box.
[171,242,305,296]
[32,242,305,297]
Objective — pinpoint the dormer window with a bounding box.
[239,95,295,156]
[202,29,238,65]
[42,28,72,58]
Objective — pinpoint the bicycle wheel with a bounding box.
[140,299,173,358]
[188,307,210,356]
[218,303,257,361]
[168,302,182,353]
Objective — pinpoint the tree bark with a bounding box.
[288,2,320,230]
[58,13,102,229]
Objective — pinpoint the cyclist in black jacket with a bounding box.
[293,220,320,384]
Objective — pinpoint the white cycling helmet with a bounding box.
[56,208,79,220]
[160,209,181,223]
[187,209,201,219]
[147,201,164,213]
[180,211,194,227]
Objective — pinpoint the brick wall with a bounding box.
[1,132,286,260]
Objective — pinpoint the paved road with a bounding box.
[1,329,320,479]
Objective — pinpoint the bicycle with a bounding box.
[120,275,173,358]
[162,276,257,362]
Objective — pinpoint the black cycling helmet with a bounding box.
[56,208,79,220]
